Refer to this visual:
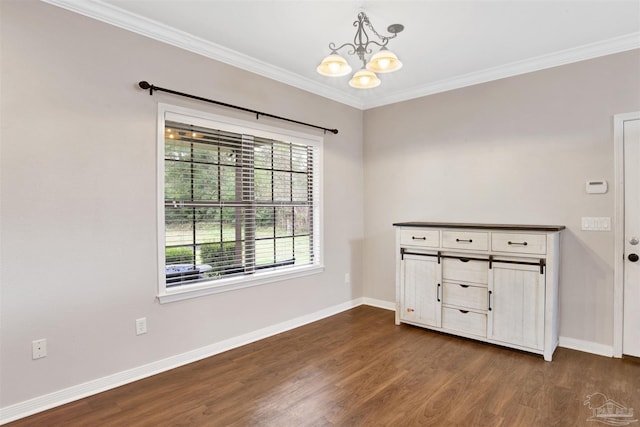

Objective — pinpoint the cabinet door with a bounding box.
[400,254,441,327]
[488,262,544,350]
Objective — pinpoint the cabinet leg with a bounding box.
[544,349,553,362]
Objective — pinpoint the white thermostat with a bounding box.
[586,180,608,194]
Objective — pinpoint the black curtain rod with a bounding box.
[138,81,339,135]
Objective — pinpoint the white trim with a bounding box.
[362,297,395,311]
[158,265,325,304]
[0,300,623,424]
[41,0,639,110]
[613,111,640,358]
[0,298,365,425]
[40,0,364,109]
[162,105,325,146]
[366,33,640,109]
[157,104,324,303]
[558,336,614,358]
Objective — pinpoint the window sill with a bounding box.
[157,264,325,304]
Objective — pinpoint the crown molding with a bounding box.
[41,0,365,109]
[41,0,639,111]
[364,32,640,109]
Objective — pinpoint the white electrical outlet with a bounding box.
[32,339,47,359]
[136,318,147,335]
[344,273,350,284]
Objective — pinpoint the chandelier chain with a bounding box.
[362,14,397,44]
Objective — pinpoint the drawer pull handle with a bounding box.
[488,290,493,311]
[437,283,441,302]
[407,308,415,313]
[412,236,427,240]
[508,241,528,246]
[458,258,470,263]
[459,310,469,314]
[456,238,473,243]
[459,284,469,288]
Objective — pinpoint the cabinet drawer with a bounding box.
[442,282,488,311]
[442,231,488,251]
[442,307,487,337]
[442,258,488,285]
[491,232,546,255]
[400,229,440,248]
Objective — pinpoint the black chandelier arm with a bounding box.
[329,41,357,55]
[326,12,399,68]
[329,38,387,66]
[353,15,369,48]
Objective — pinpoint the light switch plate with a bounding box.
[581,217,611,231]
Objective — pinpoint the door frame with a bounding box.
[613,111,640,358]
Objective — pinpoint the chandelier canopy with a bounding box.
[317,12,404,89]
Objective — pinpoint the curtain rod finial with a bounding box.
[139,81,151,89]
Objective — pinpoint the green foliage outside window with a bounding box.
[165,246,194,265]
[200,242,239,275]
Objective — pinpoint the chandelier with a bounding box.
[316,12,404,89]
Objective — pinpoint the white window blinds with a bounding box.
[162,114,320,290]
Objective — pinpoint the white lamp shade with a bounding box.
[348,69,381,89]
[316,54,352,77]
[366,49,403,73]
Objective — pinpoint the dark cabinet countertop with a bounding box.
[392,222,565,232]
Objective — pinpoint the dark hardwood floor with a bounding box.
[7,306,639,426]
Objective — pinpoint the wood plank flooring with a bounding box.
[7,306,640,426]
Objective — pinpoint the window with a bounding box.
[158,105,322,302]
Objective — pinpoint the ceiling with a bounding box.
[45,0,640,110]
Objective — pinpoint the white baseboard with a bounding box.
[6,301,610,425]
[362,297,395,311]
[558,336,614,358]
[0,298,365,425]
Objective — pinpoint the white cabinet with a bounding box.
[395,223,563,361]
[441,257,488,337]
[399,229,440,248]
[442,230,489,251]
[399,254,441,327]
[488,262,545,350]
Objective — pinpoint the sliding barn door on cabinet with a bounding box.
[400,254,442,328]
[488,262,545,351]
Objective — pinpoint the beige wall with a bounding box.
[2,0,639,415]
[0,1,364,407]
[363,50,640,348]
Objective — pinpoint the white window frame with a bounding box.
[157,104,324,303]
